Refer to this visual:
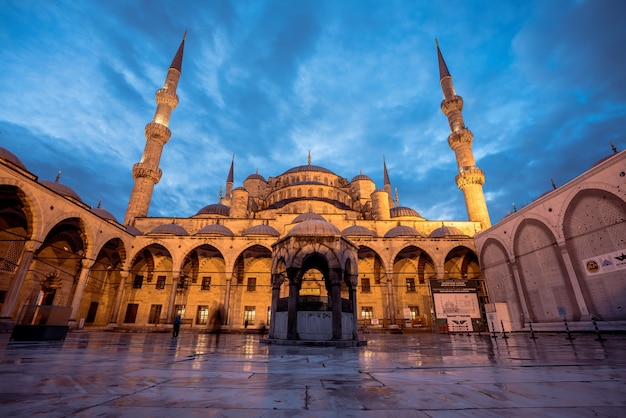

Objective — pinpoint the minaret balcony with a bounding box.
[155,88,179,108]
[455,168,485,189]
[144,122,172,144]
[448,128,473,149]
[440,95,464,114]
[132,163,163,184]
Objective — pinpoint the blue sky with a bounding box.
[1,0,625,225]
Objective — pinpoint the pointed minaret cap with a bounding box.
[435,38,451,80]
[227,154,234,183]
[383,156,391,186]
[169,32,186,73]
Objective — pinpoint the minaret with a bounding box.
[383,156,394,208]
[437,41,491,229]
[124,34,186,225]
[225,154,234,198]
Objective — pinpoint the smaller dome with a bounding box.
[351,174,373,182]
[287,219,341,237]
[0,147,27,170]
[195,224,234,236]
[40,180,82,202]
[245,173,266,182]
[293,212,326,223]
[384,225,423,238]
[243,224,280,236]
[150,224,189,236]
[390,206,422,218]
[195,203,230,216]
[428,226,468,238]
[125,225,143,235]
[90,207,117,222]
[343,225,375,237]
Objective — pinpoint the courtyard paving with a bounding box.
[0,329,625,417]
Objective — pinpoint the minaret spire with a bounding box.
[437,41,491,229]
[124,34,186,225]
[225,154,234,198]
[383,156,394,208]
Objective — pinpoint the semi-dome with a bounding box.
[245,173,266,182]
[195,224,234,236]
[90,207,117,222]
[243,224,280,236]
[390,206,422,218]
[150,223,189,235]
[281,165,336,176]
[428,226,468,238]
[342,225,376,237]
[0,147,27,170]
[293,212,326,223]
[351,174,373,182]
[287,219,341,237]
[40,180,82,202]
[384,225,423,238]
[195,203,230,216]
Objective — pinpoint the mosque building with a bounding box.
[1,34,623,339]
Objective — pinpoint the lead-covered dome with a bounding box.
[90,207,117,222]
[195,224,234,236]
[150,223,188,235]
[384,225,424,238]
[281,165,336,176]
[40,180,82,202]
[245,173,266,182]
[195,203,230,216]
[390,206,422,218]
[293,212,326,223]
[351,173,373,182]
[0,147,27,170]
[342,225,376,237]
[428,226,468,238]
[287,219,341,237]
[243,224,280,236]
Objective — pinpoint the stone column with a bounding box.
[0,240,38,321]
[268,273,283,339]
[165,271,180,323]
[385,268,396,326]
[223,271,233,326]
[109,270,129,325]
[349,280,358,340]
[69,258,95,325]
[331,271,342,340]
[287,271,299,339]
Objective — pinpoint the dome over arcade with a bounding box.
[384,225,424,238]
[149,223,189,235]
[40,180,82,202]
[351,173,373,182]
[195,224,234,236]
[195,203,230,217]
[287,219,341,237]
[245,173,266,182]
[125,225,143,235]
[243,224,280,236]
[90,207,117,222]
[0,147,27,170]
[428,226,468,238]
[293,212,326,223]
[342,225,376,237]
[390,206,422,218]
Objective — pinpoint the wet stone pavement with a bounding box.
[0,330,625,417]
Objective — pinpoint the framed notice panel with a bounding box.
[430,280,481,319]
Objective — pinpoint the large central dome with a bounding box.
[280,165,336,176]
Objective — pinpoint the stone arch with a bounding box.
[563,188,626,320]
[513,218,579,321]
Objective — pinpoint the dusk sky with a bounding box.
[1,0,625,226]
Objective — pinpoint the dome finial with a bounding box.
[55,170,61,182]
[307,150,311,165]
[97,198,102,208]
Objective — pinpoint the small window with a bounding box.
[132,275,143,289]
[409,305,420,319]
[124,303,139,323]
[247,277,257,292]
[361,277,371,293]
[196,305,209,325]
[406,278,416,292]
[175,304,186,319]
[361,306,373,320]
[244,306,256,325]
[201,276,211,291]
[155,276,166,290]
